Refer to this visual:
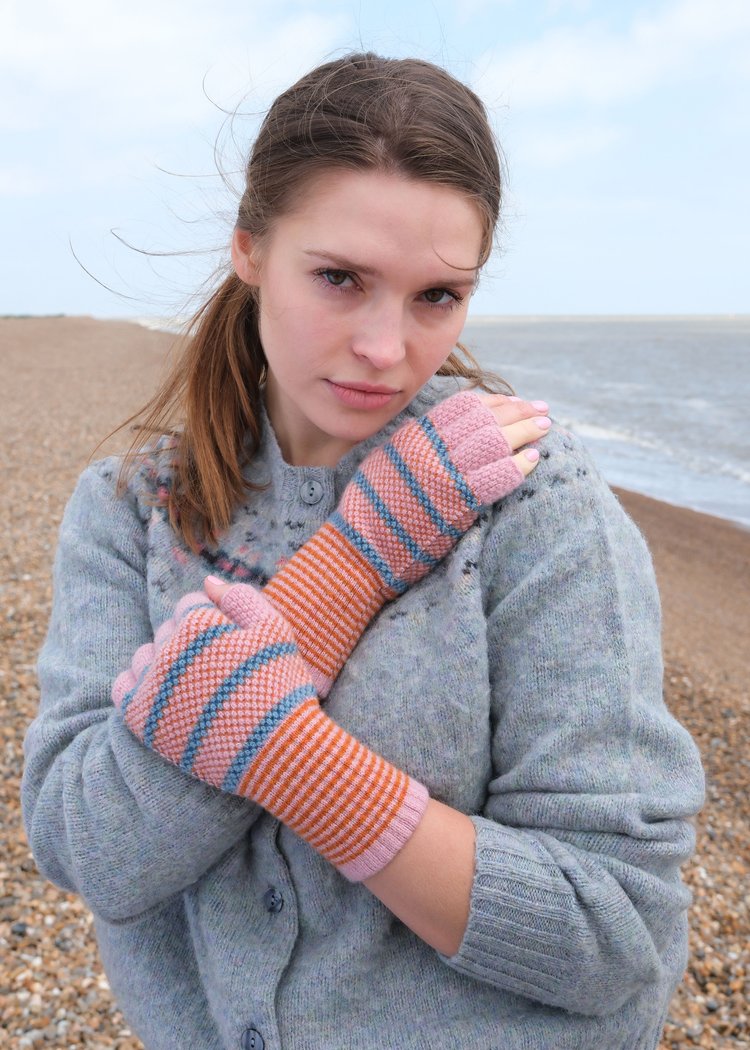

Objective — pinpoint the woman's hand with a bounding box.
[476,393,551,479]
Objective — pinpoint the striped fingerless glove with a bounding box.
[113,591,428,882]
[261,390,523,695]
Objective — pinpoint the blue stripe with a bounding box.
[329,511,407,594]
[142,624,237,746]
[419,416,480,513]
[120,661,152,717]
[120,684,138,716]
[180,642,298,772]
[119,603,215,718]
[383,445,463,541]
[221,683,317,793]
[352,470,438,569]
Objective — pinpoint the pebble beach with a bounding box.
[1,316,748,1049]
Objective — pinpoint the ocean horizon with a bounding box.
[461,314,749,530]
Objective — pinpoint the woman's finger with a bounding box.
[204,576,232,604]
[477,392,549,427]
[500,416,552,452]
[514,447,541,478]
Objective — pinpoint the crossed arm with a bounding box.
[112,391,544,952]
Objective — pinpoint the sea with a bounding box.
[139,314,750,529]
[462,316,750,529]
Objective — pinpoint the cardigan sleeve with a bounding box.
[21,461,262,923]
[440,428,704,1017]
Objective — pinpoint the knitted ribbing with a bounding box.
[261,390,523,695]
[113,591,428,881]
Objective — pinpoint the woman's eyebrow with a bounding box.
[302,249,478,288]
[304,249,382,277]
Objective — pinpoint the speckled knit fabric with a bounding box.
[23,377,704,1050]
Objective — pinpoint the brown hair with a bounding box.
[117,52,508,551]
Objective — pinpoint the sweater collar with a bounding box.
[245,376,460,503]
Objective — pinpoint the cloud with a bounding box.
[475,0,750,110]
[0,0,350,134]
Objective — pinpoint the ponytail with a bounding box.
[113,272,267,552]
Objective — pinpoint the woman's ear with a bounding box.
[232,228,260,287]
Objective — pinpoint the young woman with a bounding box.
[22,53,703,1050]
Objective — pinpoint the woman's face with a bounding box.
[232,168,484,467]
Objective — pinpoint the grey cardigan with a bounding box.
[23,377,704,1050]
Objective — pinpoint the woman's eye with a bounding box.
[422,288,459,308]
[320,269,351,287]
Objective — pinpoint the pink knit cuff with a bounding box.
[336,779,430,882]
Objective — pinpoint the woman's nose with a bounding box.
[351,303,407,370]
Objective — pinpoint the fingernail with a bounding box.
[205,574,225,586]
[531,400,549,412]
[524,448,540,462]
[535,416,552,429]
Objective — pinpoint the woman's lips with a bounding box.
[325,380,400,409]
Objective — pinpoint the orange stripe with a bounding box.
[319,760,406,863]
[268,525,381,604]
[329,767,411,866]
[245,701,329,806]
[266,555,383,674]
[266,525,386,617]
[289,732,375,842]
[305,751,391,855]
[271,566,368,631]
[259,710,340,816]
[236,700,413,870]
[267,572,368,640]
[271,548,380,632]
[294,733,402,859]
[252,708,378,847]
[309,531,385,599]
[266,573,367,669]
[282,730,363,837]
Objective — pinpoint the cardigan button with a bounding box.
[241,1029,265,1050]
[263,887,284,914]
[299,479,324,505]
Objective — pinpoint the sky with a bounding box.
[1,0,748,319]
